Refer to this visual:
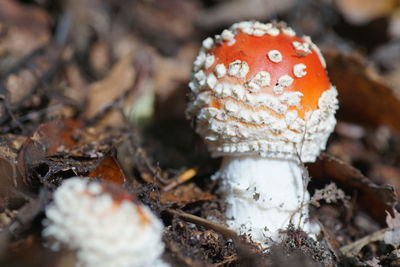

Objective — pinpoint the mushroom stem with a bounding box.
[214,156,317,245]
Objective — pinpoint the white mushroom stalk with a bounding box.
[216,156,314,244]
[42,178,168,267]
[187,21,338,246]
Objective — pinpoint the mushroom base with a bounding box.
[213,156,319,246]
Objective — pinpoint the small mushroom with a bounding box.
[42,178,168,267]
[187,21,338,246]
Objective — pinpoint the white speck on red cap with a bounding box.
[202,37,214,50]
[246,71,271,92]
[193,51,206,71]
[228,60,249,78]
[221,29,235,41]
[266,27,280,36]
[204,54,215,69]
[268,50,283,63]
[282,27,295,37]
[279,91,304,107]
[292,41,311,54]
[207,74,217,89]
[303,35,327,68]
[273,75,294,94]
[214,64,227,78]
[293,63,307,78]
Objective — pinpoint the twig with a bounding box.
[339,228,389,256]
[163,167,198,192]
[165,209,237,239]
[213,254,238,267]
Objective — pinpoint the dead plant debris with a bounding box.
[1,0,400,266]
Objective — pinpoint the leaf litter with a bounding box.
[1,0,400,266]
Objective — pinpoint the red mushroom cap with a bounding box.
[187,21,338,162]
[209,31,330,118]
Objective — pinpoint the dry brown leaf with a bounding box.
[89,40,110,77]
[0,0,50,69]
[159,183,216,207]
[384,65,400,97]
[129,0,197,56]
[384,210,400,247]
[0,43,64,127]
[340,227,388,256]
[340,210,400,256]
[0,151,23,204]
[66,0,110,54]
[369,165,400,201]
[389,9,400,38]
[30,119,82,155]
[335,0,397,25]
[154,43,195,120]
[326,50,400,132]
[197,0,295,30]
[386,209,400,229]
[87,153,125,185]
[64,62,88,106]
[0,135,26,193]
[0,235,62,267]
[308,153,396,226]
[17,119,82,179]
[85,52,135,119]
[18,119,125,186]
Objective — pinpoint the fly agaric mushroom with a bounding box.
[42,178,168,267]
[187,21,338,245]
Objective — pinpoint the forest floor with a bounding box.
[1,0,400,266]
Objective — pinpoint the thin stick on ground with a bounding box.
[163,167,198,192]
[340,228,389,256]
[165,209,237,239]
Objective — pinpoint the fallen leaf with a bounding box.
[384,210,400,246]
[85,52,135,119]
[0,0,50,72]
[308,153,396,226]
[384,65,400,97]
[340,210,400,255]
[386,209,400,229]
[0,154,21,205]
[160,183,216,207]
[0,44,64,126]
[369,164,400,201]
[154,43,194,120]
[335,0,397,25]
[32,120,81,155]
[87,153,125,185]
[17,119,82,178]
[89,40,110,77]
[389,9,400,38]
[130,0,197,55]
[197,0,295,30]
[18,119,125,186]
[326,50,400,132]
